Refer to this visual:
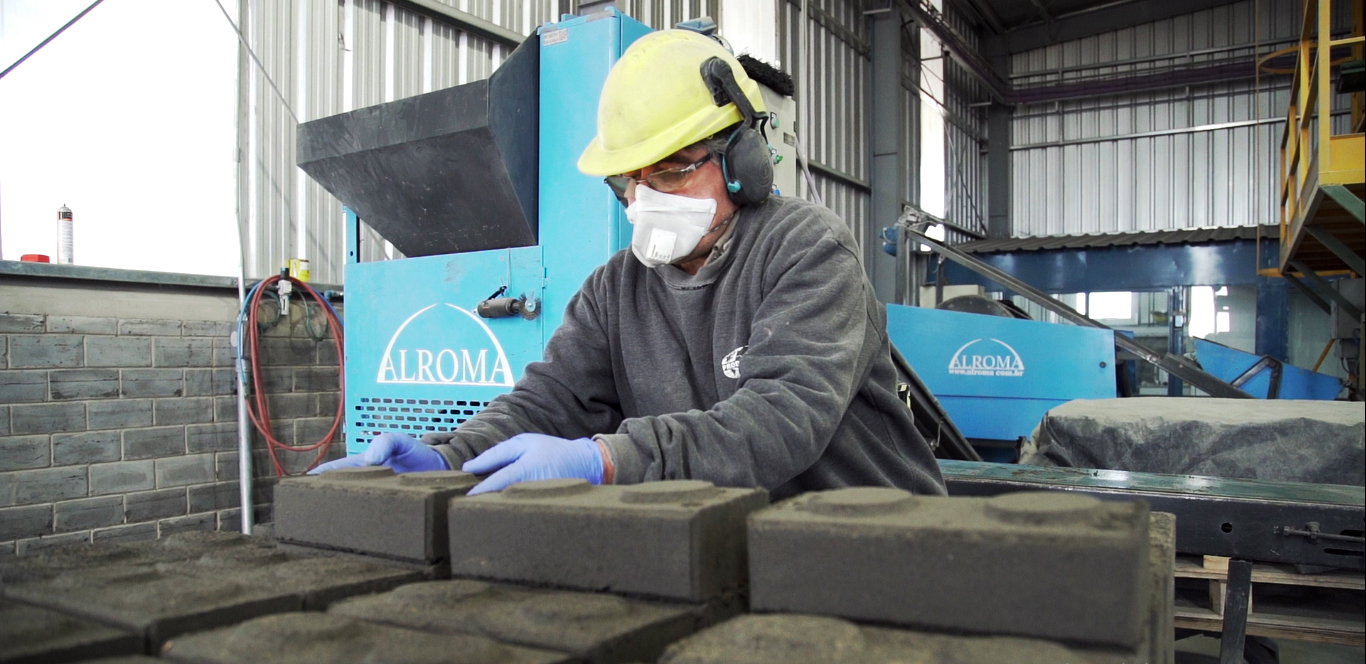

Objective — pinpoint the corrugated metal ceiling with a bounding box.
[957,224,1278,253]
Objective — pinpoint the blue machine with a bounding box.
[886,304,1117,458]
[339,11,651,454]
[1193,338,1343,400]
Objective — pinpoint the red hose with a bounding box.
[244,275,345,476]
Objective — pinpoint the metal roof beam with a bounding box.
[985,0,1245,56]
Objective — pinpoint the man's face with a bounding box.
[618,145,738,271]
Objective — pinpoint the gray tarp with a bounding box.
[1020,398,1365,486]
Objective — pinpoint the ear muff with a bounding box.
[700,57,774,205]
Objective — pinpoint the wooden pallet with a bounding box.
[1172,555,1365,647]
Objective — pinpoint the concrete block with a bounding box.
[293,417,340,445]
[47,315,118,335]
[155,455,215,488]
[449,479,769,602]
[123,427,186,459]
[0,435,50,471]
[89,460,155,495]
[256,366,293,392]
[158,513,217,537]
[265,392,312,419]
[49,368,121,400]
[0,370,47,403]
[9,335,83,369]
[87,399,153,430]
[747,489,1151,648]
[160,612,572,664]
[0,598,142,663]
[125,487,188,522]
[217,508,242,533]
[54,495,125,533]
[183,320,233,337]
[294,366,339,392]
[213,396,237,422]
[187,422,238,453]
[237,555,425,610]
[14,532,90,556]
[317,340,340,366]
[214,452,239,480]
[154,338,215,368]
[316,391,340,417]
[0,542,11,556]
[331,579,706,664]
[53,430,122,465]
[154,397,214,426]
[85,337,152,368]
[92,522,160,545]
[11,402,85,435]
[119,319,181,337]
[211,337,236,368]
[185,368,236,396]
[276,467,478,564]
[0,405,9,436]
[3,466,88,506]
[261,339,316,366]
[120,369,183,398]
[188,482,239,512]
[0,313,45,333]
[0,504,53,541]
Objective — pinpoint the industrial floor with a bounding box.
[1174,634,1365,663]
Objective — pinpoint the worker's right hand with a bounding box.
[308,433,451,474]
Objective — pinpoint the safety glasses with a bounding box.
[604,152,713,204]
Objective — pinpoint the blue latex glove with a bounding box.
[462,433,603,496]
[309,433,450,474]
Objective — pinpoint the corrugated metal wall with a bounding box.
[1007,0,1355,238]
[941,2,986,241]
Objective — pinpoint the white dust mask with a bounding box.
[624,185,718,268]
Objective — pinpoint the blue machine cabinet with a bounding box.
[344,11,650,454]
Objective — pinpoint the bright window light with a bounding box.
[1216,311,1231,333]
[1190,286,1216,339]
[1087,292,1133,320]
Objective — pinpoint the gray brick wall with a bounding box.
[0,303,344,554]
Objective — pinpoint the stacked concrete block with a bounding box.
[748,489,1151,648]
[330,578,706,664]
[159,612,574,664]
[274,467,478,572]
[447,479,768,602]
[0,598,142,663]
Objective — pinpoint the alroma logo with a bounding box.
[376,304,515,386]
[947,338,1025,377]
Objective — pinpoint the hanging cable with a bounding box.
[1,0,107,81]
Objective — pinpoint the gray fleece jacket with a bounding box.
[430,195,946,499]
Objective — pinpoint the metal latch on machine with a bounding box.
[1275,522,1366,544]
[476,286,540,320]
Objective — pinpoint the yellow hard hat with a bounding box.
[578,30,767,177]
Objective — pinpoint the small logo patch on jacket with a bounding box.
[721,345,748,379]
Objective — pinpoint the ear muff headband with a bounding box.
[700,58,774,205]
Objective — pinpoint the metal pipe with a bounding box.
[235,278,255,535]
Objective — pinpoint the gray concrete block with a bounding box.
[187,422,238,453]
[0,313,44,333]
[188,481,239,512]
[120,369,183,398]
[747,489,1151,648]
[256,366,293,392]
[85,337,152,368]
[15,532,91,556]
[11,402,85,435]
[294,417,340,446]
[0,541,11,555]
[53,430,121,465]
[449,480,769,602]
[0,598,142,663]
[9,335,83,369]
[49,368,120,400]
[47,315,118,335]
[331,579,706,664]
[265,392,312,418]
[261,338,316,366]
[87,399,153,430]
[125,487,188,522]
[317,340,340,366]
[236,555,425,610]
[160,612,572,664]
[183,320,233,337]
[3,466,88,506]
[276,467,478,564]
[154,338,215,368]
[0,435,49,471]
[122,426,186,459]
[119,319,181,337]
[211,337,236,368]
[185,368,237,396]
[89,460,155,495]
[294,366,339,392]
[0,504,53,541]
[0,370,47,403]
[217,507,242,533]
[92,521,160,544]
[158,513,217,537]
[316,391,340,417]
[154,397,214,426]
[0,405,9,436]
[214,452,239,480]
[55,495,125,532]
[213,395,237,422]
[155,454,215,488]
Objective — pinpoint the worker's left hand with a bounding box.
[462,433,603,496]
[309,433,451,474]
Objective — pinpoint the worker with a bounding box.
[313,30,946,499]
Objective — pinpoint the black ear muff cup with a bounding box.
[722,126,774,206]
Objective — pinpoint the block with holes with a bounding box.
[447,479,769,602]
[274,467,479,568]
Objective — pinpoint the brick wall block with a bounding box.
[92,521,158,544]
[0,337,7,368]
[88,399,153,430]
[1,466,88,506]
[294,417,340,446]
[159,512,216,536]
[119,319,182,336]
[183,321,233,337]
[212,337,236,367]
[54,495,125,532]
[125,487,188,522]
[258,367,293,392]
[49,369,120,400]
[215,452,240,480]
[188,422,238,453]
[154,338,215,368]
[0,314,44,333]
[316,392,340,418]
[0,504,53,540]
[262,339,316,365]
[11,402,86,435]
[186,368,237,396]
[155,454,215,488]
[189,481,240,512]
[47,315,117,335]
[0,435,50,471]
[121,369,183,398]
[154,397,214,426]
[0,370,47,403]
[294,367,339,392]
[123,426,187,460]
[52,431,121,465]
[317,341,340,366]
[15,531,90,555]
[89,460,155,495]
[218,508,243,533]
[266,393,314,419]
[9,335,83,368]
[214,396,238,422]
[85,336,152,367]
[0,405,10,436]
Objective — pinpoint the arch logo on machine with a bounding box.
[947,338,1026,378]
[377,304,515,387]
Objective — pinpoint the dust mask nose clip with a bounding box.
[624,186,718,268]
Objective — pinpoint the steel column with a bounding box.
[869,4,904,304]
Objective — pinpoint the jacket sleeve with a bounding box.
[431,276,624,468]
[602,232,880,490]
